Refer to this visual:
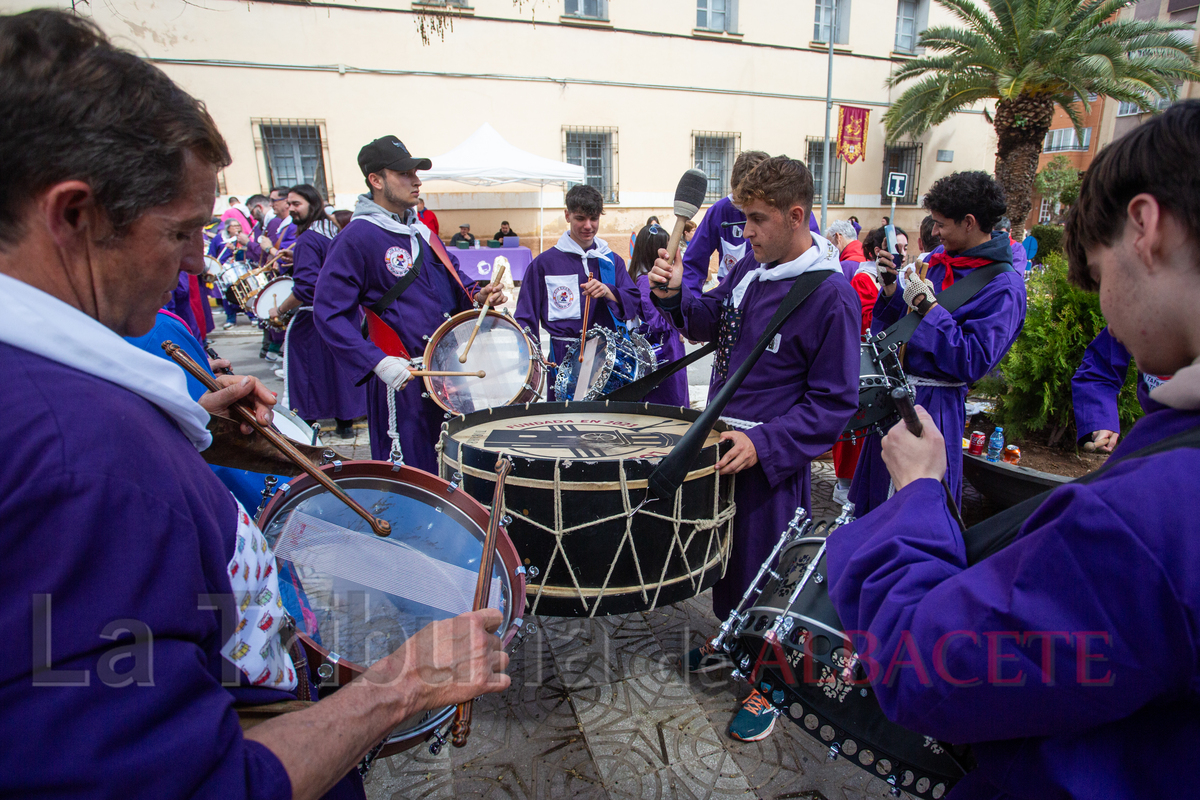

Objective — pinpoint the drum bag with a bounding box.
[964,423,1200,564]
[602,341,717,402]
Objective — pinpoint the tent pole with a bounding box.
[539,182,545,254]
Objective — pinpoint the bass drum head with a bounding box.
[258,462,524,756]
[424,311,534,414]
[272,406,321,447]
[253,277,294,320]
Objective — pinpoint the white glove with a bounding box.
[373,356,413,392]
[902,272,938,312]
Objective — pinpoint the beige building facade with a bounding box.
[26,0,1000,251]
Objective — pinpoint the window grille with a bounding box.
[252,119,332,199]
[814,0,851,44]
[564,0,607,19]
[693,132,740,201]
[880,143,923,205]
[564,126,618,203]
[806,137,846,205]
[1043,128,1091,152]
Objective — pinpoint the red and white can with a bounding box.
[968,431,986,456]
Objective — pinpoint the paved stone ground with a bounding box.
[209,318,995,800]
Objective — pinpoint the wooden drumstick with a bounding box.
[459,262,507,363]
[260,243,295,272]
[578,293,592,362]
[162,342,393,538]
[451,455,513,748]
[410,369,486,378]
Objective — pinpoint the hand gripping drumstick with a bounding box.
[459,261,507,363]
[890,387,967,533]
[653,168,709,288]
[162,341,393,538]
[450,455,514,748]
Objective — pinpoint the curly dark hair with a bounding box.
[0,9,230,247]
[919,214,941,252]
[1066,99,1200,291]
[566,184,604,217]
[922,171,1006,233]
[862,226,887,258]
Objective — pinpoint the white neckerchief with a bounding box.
[352,193,430,266]
[854,260,878,281]
[0,273,211,450]
[1149,356,1199,410]
[554,231,613,275]
[729,233,841,309]
[304,218,340,242]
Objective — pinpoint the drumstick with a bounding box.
[654,169,709,288]
[410,369,486,378]
[578,294,592,362]
[260,243,295,272]
[162,342,393,538]
[459,262,507,363]
[451,455,513,748]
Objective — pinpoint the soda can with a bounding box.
[968,431,986,456]
[1003,444,1022,464]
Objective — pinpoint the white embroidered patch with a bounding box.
[221,501,297,690]
[546,273,581,321]
[385,245,413,278]
[766,333,782,354]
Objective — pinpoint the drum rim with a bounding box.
[252,275,295,318]
[553,326,620,402]
[422,308,537,413]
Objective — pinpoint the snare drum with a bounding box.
[422,309,545,414]
[844,340,909,436]
[231,266,277,309]
[203,255,223,281]
[257,461,526,757]
[553,327,656,401]
[216,262,250,293]
[272,405,322,447]
[252,276,295,322]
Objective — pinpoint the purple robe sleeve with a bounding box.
[681,211,721,296]
[903,289,1025,384]
[636,275,681,338]
[514,258,544,339]
[608,253,640,322]
[314,236,382,382]
[869,288,906,334]
[1072,326,1130,440]
[743,285,859,487]
[277,222,297,253]
[826,476,1193,744]
[290,231,323,306]
[667,278,728,342]
[245,223,264,264]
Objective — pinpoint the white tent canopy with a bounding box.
[423,123,584,249]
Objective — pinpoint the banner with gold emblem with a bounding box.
[836,105,870,164]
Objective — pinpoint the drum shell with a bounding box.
[232,266,277,308]
[846,342,906,434]
[440,402,734,617]
[216,262,251,292]
[258,461,526,757]
[730,527,972,796]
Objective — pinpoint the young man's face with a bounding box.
[566,208,599,248]
[930,212,973,254]
[895,232,909,259]
[742,199,798,264]
[378,168,422,212]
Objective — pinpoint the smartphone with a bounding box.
[884,223,898,256]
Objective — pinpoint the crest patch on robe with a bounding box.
[545,273,581,321]
[385,245,413,278]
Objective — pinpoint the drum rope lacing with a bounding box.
[517,457,736,617]
[279,305,312,409]
[718,416,762,431]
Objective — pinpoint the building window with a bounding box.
[697,0,738,32]
[1117,100,1142,116]
[895,0,919,53]
[254,120,331,199]
[806,137,846,205]
[1038,196,1054,224]
[880,142,922,205]
[1043,127,1092,152]
[692,132,740,201]
[564,0,607,20]
[814,0,851,45]
[564,126,618,203]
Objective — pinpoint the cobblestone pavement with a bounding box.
[209,323,961,800]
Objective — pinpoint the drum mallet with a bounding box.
[459,261,507,363]
[652,168,709,289]
[162,341,393,538]
[890,387,967,533]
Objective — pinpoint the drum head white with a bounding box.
[427,315,532,414]
[273,406,321,446]
[203,255,222,278]
[449,411,719,460]
[254,277,295,319]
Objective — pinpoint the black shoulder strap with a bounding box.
[368,256,422,317]
[602,341,716,402]
[872,261,1014,352]
[964,423,1200,564]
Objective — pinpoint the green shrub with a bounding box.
[976,253,1142,446]
[1029,224,1064,257]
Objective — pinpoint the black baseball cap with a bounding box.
[358,135,432,176]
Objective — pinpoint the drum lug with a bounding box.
[256,476,278,519]
[526,565,540,579]
[509,622,538,650]
[421,392,430,399]
[428,727,448,755]
[886,776,901,797]
[310,423,321,446]
[422,335,432,342]
[500,515,512,526]
[443,312,451,319]
[279,482,292,494]
[320,449,337,467]
[825,742,841,763]
[447,472,462,493]
[812,572,824,584]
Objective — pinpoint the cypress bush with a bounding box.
[1029,224,1064,257]
[977,253,1142,446]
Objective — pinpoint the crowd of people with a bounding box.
[4,9,1200,800]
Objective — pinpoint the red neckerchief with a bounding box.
[928,252,995,290]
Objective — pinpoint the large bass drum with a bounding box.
[439,402,735,617]
[422,308,545,414]
[257,461,526,756]
[726,516,973,798]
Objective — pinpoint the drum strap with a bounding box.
[871,261,1014,353]
[964,423,1200,564]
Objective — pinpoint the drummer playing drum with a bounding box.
[649,155,860,743]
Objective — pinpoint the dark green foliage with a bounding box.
[1030,224,1064,257]
[977,253,1141,446]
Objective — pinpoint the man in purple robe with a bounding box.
[245,186,297,268]
[0,11,509,798]
[827,100,1200,800]
[314,135,503,470]
[1072,325,1167,452]
[849,171,1027,515]
[271,184,366,440]
[514,184,639,398]
[649,155,859,743]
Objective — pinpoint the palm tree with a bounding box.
[883,0,1200,238]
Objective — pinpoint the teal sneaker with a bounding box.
[683,639,734,674]
[728,689,778,742]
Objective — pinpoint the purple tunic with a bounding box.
[165,272,200,339]
[827,406,1200,799]
[0,342,324,798]
[514,243,639,392]
[634,273,689,407]
[849,233,1026,515]
[246,214,297,268]
[1072,325,1161,442]
[657,251,860,618]
[287,228,368,422]
[315,218,473,471]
